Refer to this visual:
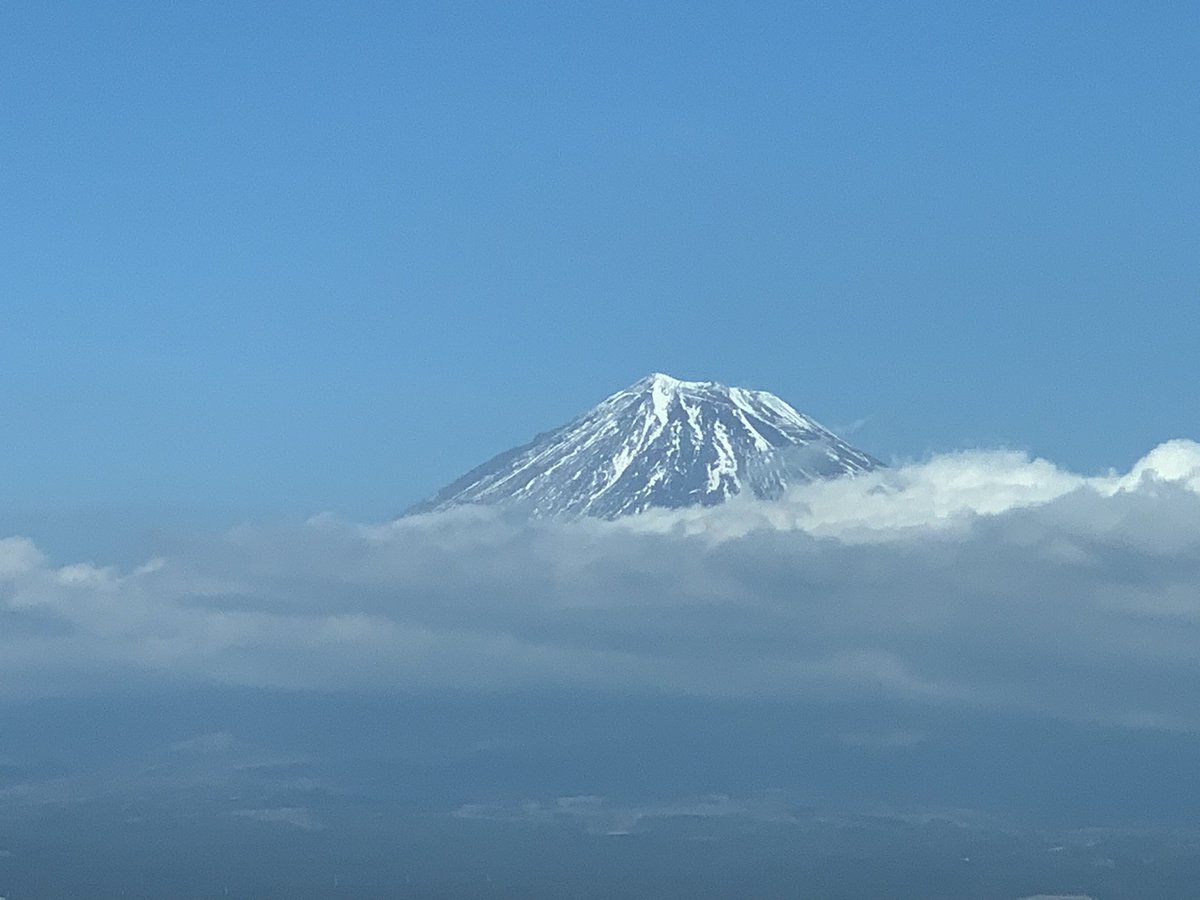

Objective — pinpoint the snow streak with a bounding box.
[409,374,881,519]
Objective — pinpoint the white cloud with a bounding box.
[454,792,794,835]
[232,807,324,831]
[0,537,44,579]
[170,731,236,754]
[3,441,1200,732]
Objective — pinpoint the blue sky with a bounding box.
[3,1,1198,521]
[8,9,1200,884]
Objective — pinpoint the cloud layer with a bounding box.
[4,440,1200,730]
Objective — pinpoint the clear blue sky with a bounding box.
[3,1,1198,524]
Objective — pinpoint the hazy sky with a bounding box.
[3,2,1198,521]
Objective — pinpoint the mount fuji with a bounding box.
[409,373,882,519]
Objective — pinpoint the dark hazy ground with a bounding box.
[3,691,1200,899]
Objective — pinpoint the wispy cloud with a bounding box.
[170,731,236,754]
[232,807,324,831]
[454,792,795,835]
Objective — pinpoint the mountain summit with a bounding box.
[409,373,882,519]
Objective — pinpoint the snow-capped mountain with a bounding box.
[409,373,882,519]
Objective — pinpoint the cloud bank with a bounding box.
[4,441,1200,731]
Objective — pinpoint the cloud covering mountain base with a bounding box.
[4,441,1200,733]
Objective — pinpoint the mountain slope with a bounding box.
[409,373,881,519]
